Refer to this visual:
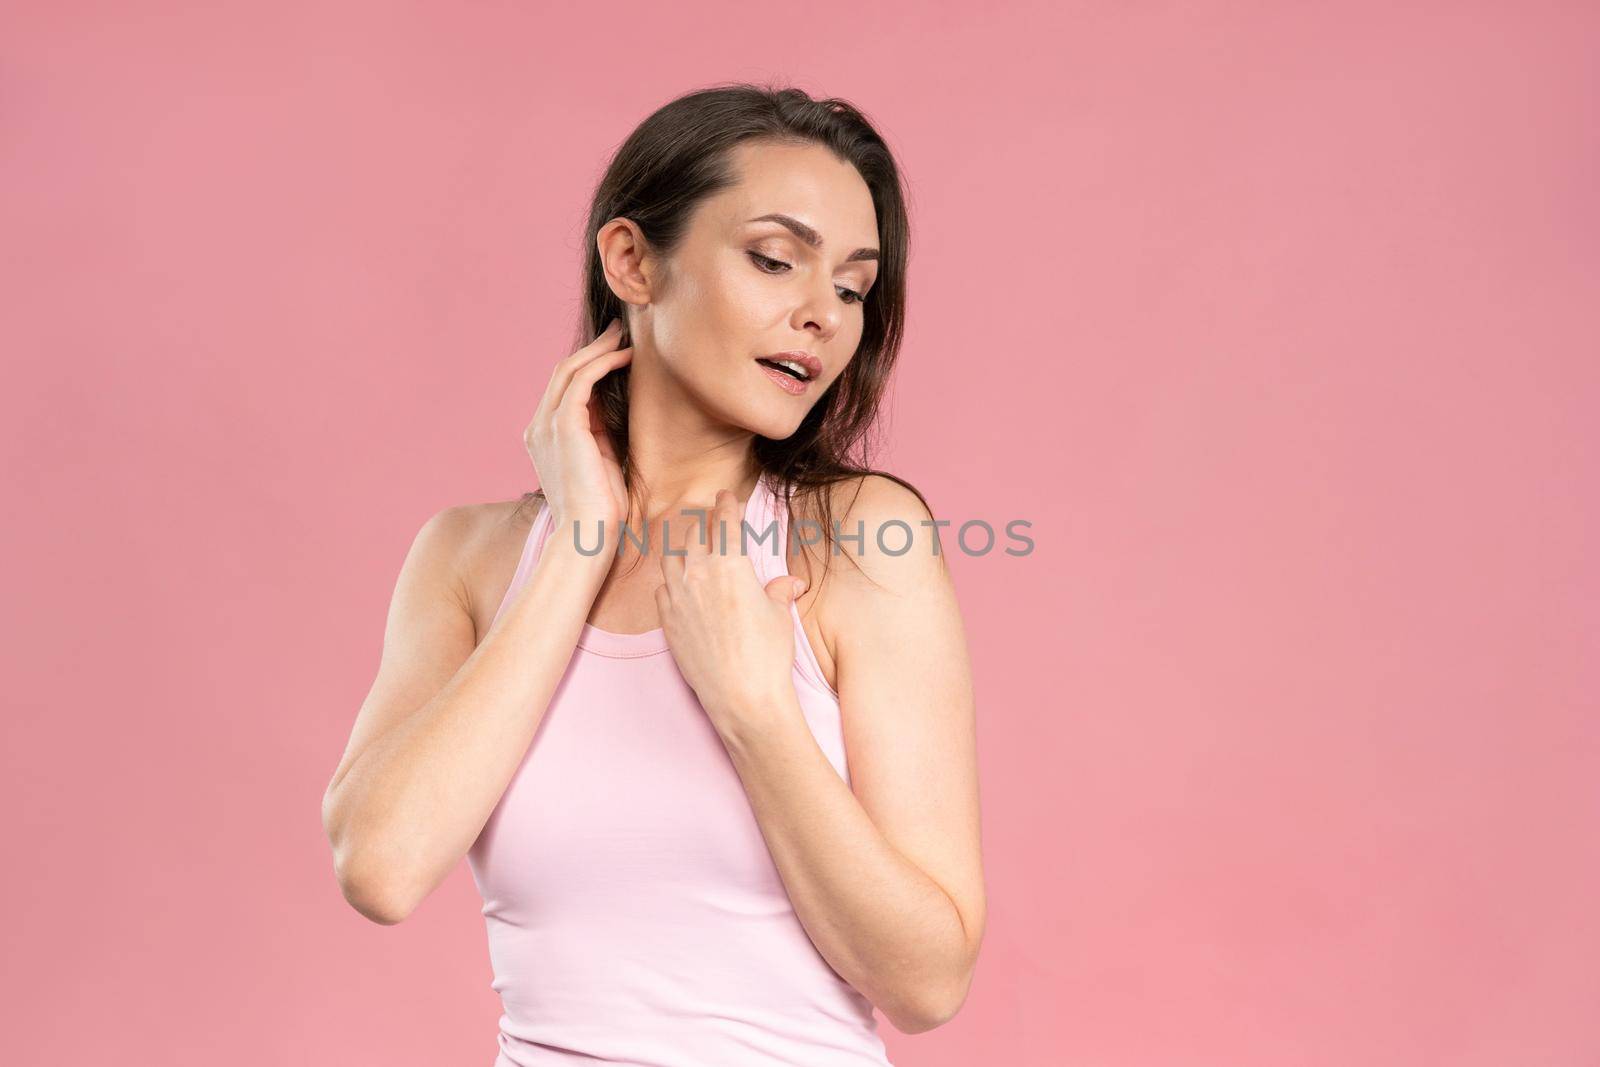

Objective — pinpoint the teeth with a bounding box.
[772,359,809,380]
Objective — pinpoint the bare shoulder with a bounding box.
[806,472,948,588]
[416,492,545,643]
[794,473,951,667]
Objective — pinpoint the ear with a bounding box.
[596,217,658,308]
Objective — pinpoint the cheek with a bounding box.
[662,257,768,343]
[651,269,716,357]
[651,266,760,376]
[834,319,866,361]
[713,261,786,329]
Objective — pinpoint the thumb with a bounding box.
[767,575,806,605]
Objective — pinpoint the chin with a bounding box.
[682,357,818,441]
[725,394,808,440]
[738,405,806,442]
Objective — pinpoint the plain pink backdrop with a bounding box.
[3,3,1597,1064]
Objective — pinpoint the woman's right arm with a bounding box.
[320,507,610,925]
[321,318,634,925]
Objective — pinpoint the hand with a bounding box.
[522,318,632,533]
[656,488,809,734]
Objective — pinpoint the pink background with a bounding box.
[3,3,1597,1064]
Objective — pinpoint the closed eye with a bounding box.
[748,251,867,306]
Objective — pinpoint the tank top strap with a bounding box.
[748,473,840,702]
[745,472,792,586]
[490,495,556,630]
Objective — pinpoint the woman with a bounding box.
[321,83,985,1066]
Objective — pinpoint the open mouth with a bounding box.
[755,357,812,382]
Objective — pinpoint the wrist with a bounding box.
[711,686,805,752]
[539,522,619,582]
[545,511,624,564]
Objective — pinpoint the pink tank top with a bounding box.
[468,471,894,1067]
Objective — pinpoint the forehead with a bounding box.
[698,140,879,250]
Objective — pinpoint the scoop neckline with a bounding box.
[566,473,773,658]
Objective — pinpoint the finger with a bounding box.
[550,344,631,428]
[554,346,632,427]
[660,524,688,591]
[765,574,806,606]
[679,499,713,558]
[537,319,621,413]
[534,319,626,427]
[707,488,739,561]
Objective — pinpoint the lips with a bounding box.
[754,351,823,382]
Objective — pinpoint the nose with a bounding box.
[793,274,843,342]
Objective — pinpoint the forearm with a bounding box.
[718,700,975,1033]
[327,537,609,918]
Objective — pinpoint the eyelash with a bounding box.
[747,251,867,305]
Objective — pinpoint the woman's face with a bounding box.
[618,140,881,440]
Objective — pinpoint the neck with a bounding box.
[620,351,764,525]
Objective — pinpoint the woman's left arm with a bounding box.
[695,476,985,1035]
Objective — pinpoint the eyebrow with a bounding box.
[747,213,880,262]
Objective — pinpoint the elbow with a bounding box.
[324,796,421,926]
[884,966,977,1035]
[335,857,419,926]
[886,922,984,1034]
[885,1007,944,1037]
[885,989,965,1036]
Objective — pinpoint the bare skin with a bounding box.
[434,490,848,695]
[322,139,984,1034]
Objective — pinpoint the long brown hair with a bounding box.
[520,81,937,591]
